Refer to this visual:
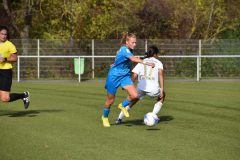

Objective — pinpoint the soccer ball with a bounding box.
[144,112,159,126]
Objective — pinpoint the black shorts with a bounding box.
[0,69,12,92]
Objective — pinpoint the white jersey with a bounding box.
[132,57,163,92]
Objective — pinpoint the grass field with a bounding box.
[0,81,240,160]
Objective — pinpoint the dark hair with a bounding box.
[0,25,9,39]
[120,32,136,45]
[145,45,160,58]
[0,25,9,32]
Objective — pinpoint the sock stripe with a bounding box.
[103,108,110,118]
[121,99,131,107]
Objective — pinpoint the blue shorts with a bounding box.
[105,74,133,95]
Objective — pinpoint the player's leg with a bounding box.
[102,75,118,127]
[116,89,145,124]
[0,69,30,109]
[152,91,165,115]
[115,98,139,124]
[118,84,138,118]
[0,91,30,109]
[117,76,137,118]
[102,93,115,127]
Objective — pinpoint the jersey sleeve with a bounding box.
[157,61,163,70]
[124,48,133,58]
[9,42,17,54]
[132,63,141,74]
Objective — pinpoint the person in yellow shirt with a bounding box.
[0,25,30,108]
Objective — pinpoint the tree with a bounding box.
[134,0,173,39]
[74,0,143,39]
[170,0,240,39]
[2,0,239,39]
[2,0,42,38]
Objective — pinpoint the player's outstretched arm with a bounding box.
[128,56,155,68]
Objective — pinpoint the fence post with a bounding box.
[199,40,202,79]
[197,39,202,81]
[37,39,40,79]
[78,56,81,82]
[17,56,20,82]
[145,39,148,52]
[92,39,95,79]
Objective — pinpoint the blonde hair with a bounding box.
[120,32,136,45]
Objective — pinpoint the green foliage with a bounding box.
[74,0,142,39]
[4,0,240,39]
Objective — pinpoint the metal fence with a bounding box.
[11,39,240,82]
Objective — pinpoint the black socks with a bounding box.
[9,93,25,102]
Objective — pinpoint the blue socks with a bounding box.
[103,99,130,117]
[103,108,110,118]
[121,99,131,107]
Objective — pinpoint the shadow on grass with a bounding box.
[112,115,174,127]
[159,115,174,122]
[0,109,62,117]
[146,128,161,131]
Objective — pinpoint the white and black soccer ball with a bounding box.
[144,112,159,126]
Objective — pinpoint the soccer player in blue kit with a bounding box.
[102,32,155,127]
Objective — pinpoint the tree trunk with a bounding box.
[2,0,21,36]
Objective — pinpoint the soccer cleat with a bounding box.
[115,118,122,124]
[118,103,129,118]
[102,116,110,127]
[23,91,30,109]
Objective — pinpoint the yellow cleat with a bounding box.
[102,116,110,127]
[118,103,129,118]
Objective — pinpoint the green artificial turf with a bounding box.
[0,82,239,160]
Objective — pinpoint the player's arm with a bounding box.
[159,69,164,102]
[131,72,138,82]
[128,56,155,68]
[7,53,17,62]
[0,53,17,63]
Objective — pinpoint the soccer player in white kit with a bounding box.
[116,45,165,124]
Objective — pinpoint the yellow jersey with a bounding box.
[0,40,17,69]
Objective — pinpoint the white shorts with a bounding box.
[137,88,161,100]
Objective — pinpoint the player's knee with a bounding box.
[109,99,114,105]
[0,96,10,102]
[106,99,114,106]
[130,93,138,100]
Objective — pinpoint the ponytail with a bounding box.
[145,45,160,58]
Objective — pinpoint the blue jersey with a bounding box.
[108,46,133,76]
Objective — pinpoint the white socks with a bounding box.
[118,105,130,119]
[118,102,163,120]
[152,101,163,115]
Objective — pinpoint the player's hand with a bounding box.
[0,57,5,63]
[160,91,164,99]
[146,62,155,68]
[160,90,164,103]
[110,63,114,67]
